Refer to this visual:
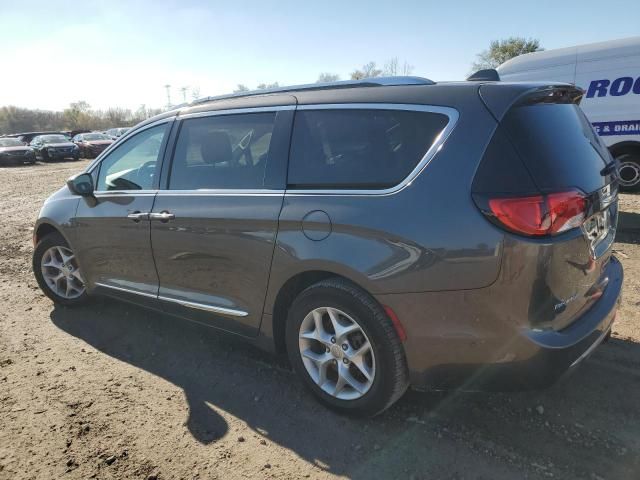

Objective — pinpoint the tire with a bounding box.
[285,278,408,416]
[33,231,88,307]
[616,153,640,193]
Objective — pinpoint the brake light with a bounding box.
[487,190,587,236]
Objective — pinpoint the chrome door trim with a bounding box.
[94,282,157,299]
[157,295,248,317]
[94,282,248,318]
[286,103,459,197]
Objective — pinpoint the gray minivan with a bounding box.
[33,77,623,416]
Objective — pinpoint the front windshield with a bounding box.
[0,138,25,147]
[40,135,69,144]
[83,133,111,141]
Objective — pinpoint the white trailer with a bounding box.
[497,37,640,191]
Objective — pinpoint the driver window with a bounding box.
[168,112,276,190]
[96,124,167,191]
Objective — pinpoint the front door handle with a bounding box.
[127,211,150,222]
[149,211,175,222]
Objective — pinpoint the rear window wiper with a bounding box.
[600,159,617,177]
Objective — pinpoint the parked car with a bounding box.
[72,132,114,158]
[0,137,36,165]
[32,77,622,416]
[496,36,640,192]
[30,134,80,162]
[8,131,66,145]
[105,127,130,140]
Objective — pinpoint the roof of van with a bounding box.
[497,36,640,75]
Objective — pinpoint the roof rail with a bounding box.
[191,76,435,106]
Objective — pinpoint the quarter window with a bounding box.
[96,124,167,191]
[287,109,449,189]
[169,113,276,190]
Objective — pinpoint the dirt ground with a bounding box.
[1,160,639,480]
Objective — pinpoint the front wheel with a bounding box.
[286,278,408,416]
[616,153,640,192]
[33,232,88,306]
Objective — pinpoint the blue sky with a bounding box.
[0,0,638,111]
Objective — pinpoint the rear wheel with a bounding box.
[616,153,640,192]
[285,278,408,416]
[33,232,88,306]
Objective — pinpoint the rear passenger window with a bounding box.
[288,109,449,189]
[169,112,276,190]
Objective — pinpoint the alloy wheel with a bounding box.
[40,245,85,299]
[298,306,376,400]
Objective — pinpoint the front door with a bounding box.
[150,108,293,336]
[74,122,171,299]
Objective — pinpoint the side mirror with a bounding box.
[67,173,94,196]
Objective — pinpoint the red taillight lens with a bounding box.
[488,190,586,237]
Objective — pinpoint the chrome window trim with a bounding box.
[178,104,296,120]
[94,282,248,318]
[93,190,158,197]
[287,103,459,196]
[156,189,284,197]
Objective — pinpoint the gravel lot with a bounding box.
[1,160,639,480]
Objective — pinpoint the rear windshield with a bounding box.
[287,109,448,189]
[503,104,611,194]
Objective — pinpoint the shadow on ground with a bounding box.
[50,298,640,479]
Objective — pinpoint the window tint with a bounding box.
[96,123,167,191]
[169,112,276,190]
[503,104,609,194]
[288,109,449,189]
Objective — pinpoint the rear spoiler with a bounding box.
[479,84,585,121]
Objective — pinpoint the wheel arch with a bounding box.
[33,220,70,247]
[609,140,640,158]
[269,270,384,355]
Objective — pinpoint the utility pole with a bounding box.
[164,84,172,110]
[180,86,188,103]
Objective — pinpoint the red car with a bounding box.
[72,133,114,159]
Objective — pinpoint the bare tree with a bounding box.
[317,72,340,83]
[256,82,280,90]
[191,87,201,101]
[383,57,399,76]
[350,62,383,80]
[234,84,250,93]
[401,61,414,75]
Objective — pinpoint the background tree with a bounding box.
[350,61,382,80]
[472,37,542,71]
[256,82,280,90]
[383,57,414,76]
[317,72,340,83]
[233,84,249,93]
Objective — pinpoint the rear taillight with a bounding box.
[485,190,587,237]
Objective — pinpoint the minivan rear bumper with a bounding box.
[375,255,623,392]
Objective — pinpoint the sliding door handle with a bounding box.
[127,211,150,222]
[149,211,175,222]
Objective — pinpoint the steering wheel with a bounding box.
[134,161,156,188]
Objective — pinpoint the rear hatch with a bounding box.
[473,84,618,330]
